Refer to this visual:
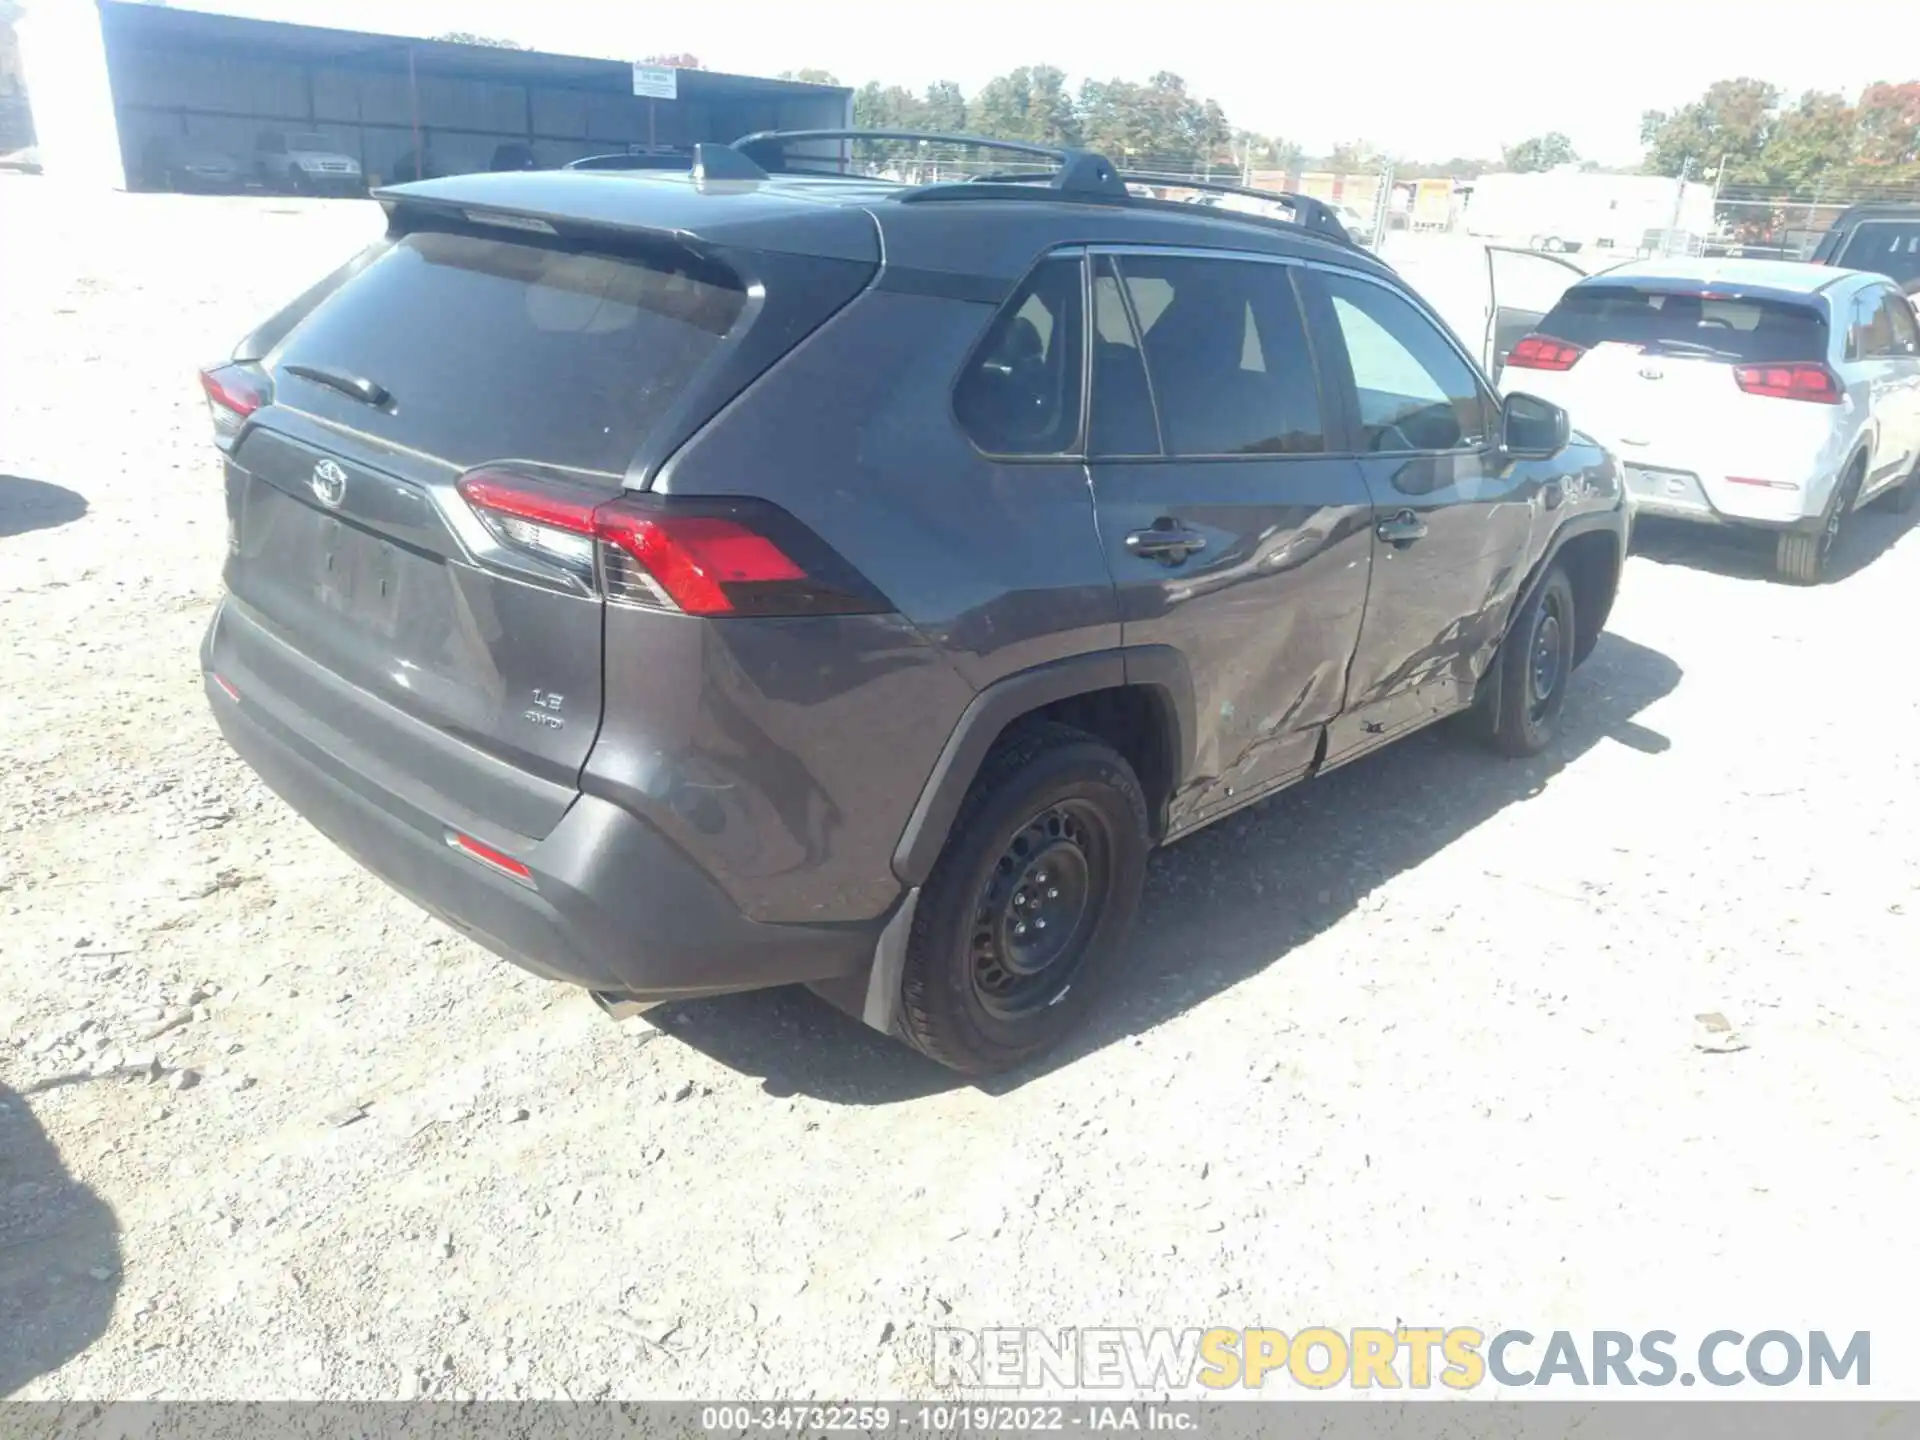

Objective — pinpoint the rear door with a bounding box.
[1303,265,1537,763]
[212,224,756,835]
[1084,249,1374,832]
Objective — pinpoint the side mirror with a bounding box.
[1501,391,1570,459]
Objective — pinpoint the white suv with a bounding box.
[1499,257,1920,582]
[253,129,363,195]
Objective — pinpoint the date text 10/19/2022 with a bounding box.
[699,1405,1194,1433]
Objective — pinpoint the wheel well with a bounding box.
[1555,531,1620,666]
[1005,685,1179,839]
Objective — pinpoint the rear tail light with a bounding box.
[1506,334,1586,371]
[1733,363,1840,404]
[454,469,889,618]
[198,362,270,449]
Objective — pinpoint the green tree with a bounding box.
[777,68,841,86]
[1761,90,1857,189]
[972,65,1082,147]
[1640,77,1778,180]
[435,31,527,49]
[920,80,968,134]
[1325,139,1381,173]
[1501,132,1576,172]
[1855,81,1920,167]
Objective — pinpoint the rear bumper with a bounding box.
[1623,463,1829,534]
[201,607,882,1002]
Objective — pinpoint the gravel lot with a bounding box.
[3,181,1919,1403]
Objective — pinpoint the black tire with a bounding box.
[1776,460,1862,584]
[1479,565,1578,758]
[899,722,1149,1076]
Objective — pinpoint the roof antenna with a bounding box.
[691,142,769,185]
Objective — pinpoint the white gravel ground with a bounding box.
[3,181,1918,1403]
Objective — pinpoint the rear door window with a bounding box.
[954,255,1086,456]
[1102,253,1325,457]
[1838,221,1920,294]
[1538,285,1829,363]
[271,228,747,479]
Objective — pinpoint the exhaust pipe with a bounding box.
[590,989,661,1022]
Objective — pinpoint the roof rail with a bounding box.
[731,128,1128,199]
[1118,174,1355,245]
[723,128,1362,249]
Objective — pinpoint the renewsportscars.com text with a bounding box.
[933,1327,1871,1391]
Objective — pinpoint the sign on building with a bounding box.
[630,64,677,100]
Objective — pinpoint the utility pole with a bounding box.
[1664,154,1691,257]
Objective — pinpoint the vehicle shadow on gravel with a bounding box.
[651,631,1681,1102]
[0,1083,121,1396]
[0,475,89,539]
[1631,501,1919,584]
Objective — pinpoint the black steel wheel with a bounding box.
[901,723,1149,1075]
[1482,563,1578,757]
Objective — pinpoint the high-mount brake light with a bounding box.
[454,470,887,619]
[198,363,270,449]
[1505,334,1586,371]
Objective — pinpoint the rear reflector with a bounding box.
[1726,476,1800,491]
[211,673,241,701]
[1506,334,1585,371]
[1734,363,1840,404]
[198,363,270,449]
[445,830,534,884]
[455,469,888,619]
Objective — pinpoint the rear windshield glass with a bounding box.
[1838,221,1920,293]
[1536,285,1828,362]
[272,228,746,477]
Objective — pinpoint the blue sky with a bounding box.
[192,0,1913,165]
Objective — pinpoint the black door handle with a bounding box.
[1375,509,1428,548]
[1126,520,1207,564]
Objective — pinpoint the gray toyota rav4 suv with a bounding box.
[198,132,1627,1074]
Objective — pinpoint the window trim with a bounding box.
[1303,261,1502,460]
[948,245,1091,463]
[1086,244,1339,464]
[1877,284,1920,358]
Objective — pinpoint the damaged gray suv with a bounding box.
[198,131,1627,1074]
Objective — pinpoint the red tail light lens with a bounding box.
[445,830,534,884]
[1733,363,1840,404]
[455,470,887,618]
[198,363,270,449]
[1506,334,1586,371]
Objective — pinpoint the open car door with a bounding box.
[1486,245,1585,382]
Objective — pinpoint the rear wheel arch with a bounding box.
[1508,514,1623,669]
[891,651,1192,886]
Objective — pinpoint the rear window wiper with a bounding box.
[1638,337,1743,359]
[282,363,392,408]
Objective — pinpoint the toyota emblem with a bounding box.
[310,458,347,509]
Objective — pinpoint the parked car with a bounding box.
[142,134,242,192]
[1811,202,1920,310]
[195,131,1626,1074]
[254,129,363,194]
[1500,257,1920,583]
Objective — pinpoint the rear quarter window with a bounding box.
[1538,285,1828,363]
[270,228,746,479]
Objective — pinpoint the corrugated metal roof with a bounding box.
[96,1,850,99]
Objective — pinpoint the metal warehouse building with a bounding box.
[10,0,851,189]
